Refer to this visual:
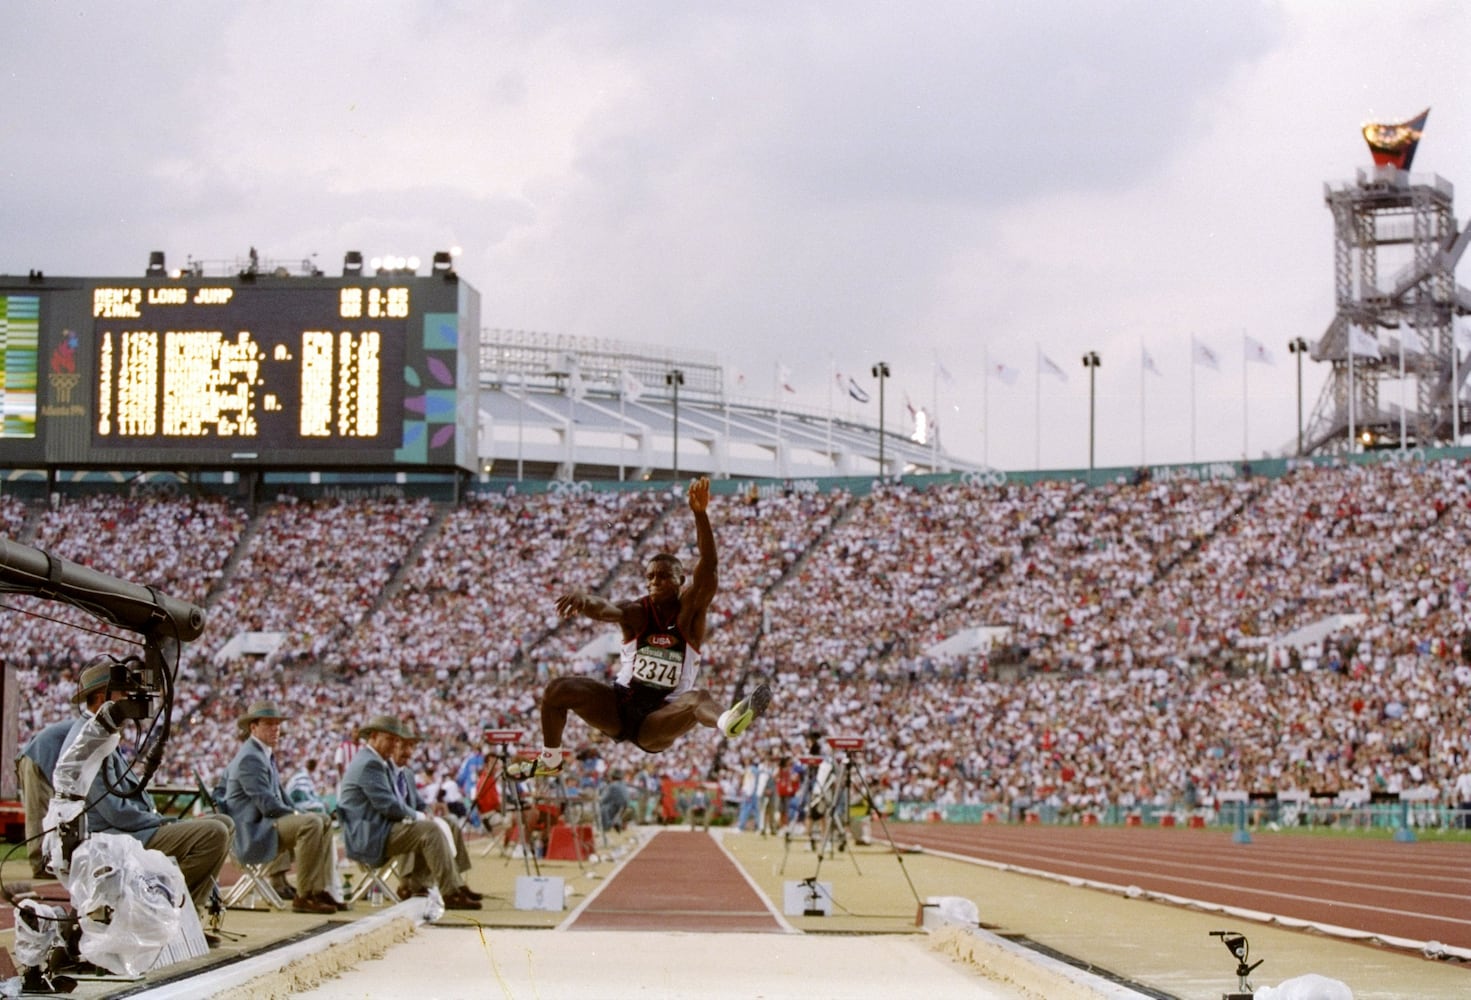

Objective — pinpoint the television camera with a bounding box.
[1,536,207,991]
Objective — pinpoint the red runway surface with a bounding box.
[894,823,1471,951]
[570,829,784,932]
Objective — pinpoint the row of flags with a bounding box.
[576,328,1417,406]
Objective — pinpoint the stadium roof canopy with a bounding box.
[476,329,985,482]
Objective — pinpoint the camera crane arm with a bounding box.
[1,536,208,842]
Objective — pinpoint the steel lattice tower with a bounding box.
[1305,165,1471,455]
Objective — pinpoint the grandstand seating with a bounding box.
[6,458,1470,827]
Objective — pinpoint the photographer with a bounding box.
[57,660,234,913]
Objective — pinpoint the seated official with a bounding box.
[337,716,480,910]
[58,661,234,913]
[390,723,475,900]
[221,702,339,915]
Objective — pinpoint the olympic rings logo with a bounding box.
[547,479,594,498]
[960,469,1007,488]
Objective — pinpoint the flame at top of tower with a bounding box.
[1361,108,1429,171]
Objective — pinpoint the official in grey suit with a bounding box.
[390,722,474,898]
[222,702,338,915]
[59,660,234,912]
[338,715,480,910]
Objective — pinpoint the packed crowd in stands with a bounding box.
[5,457,1471,825]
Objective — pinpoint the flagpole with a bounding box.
[930,360,938,472]
[722,386,731,479]
[775,362,783,478]
[1399,332,1406,452]
[1139,343,1147,467]
[1455,324,1462,443]
[516,371,524,482]
[983,344,991,468]
[1348,339,1356,454]
[1190,340,1197,464]
[618,368,626,482]
[827,357,835,471]
[1034,344,1042,471]
[1241,330,1249,460]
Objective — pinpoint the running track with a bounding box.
[893,823,1471,952]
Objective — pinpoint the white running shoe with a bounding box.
[718,683,772,738]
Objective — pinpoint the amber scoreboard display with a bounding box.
[0,273,479,472]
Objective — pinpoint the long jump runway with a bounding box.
[292,830,1053,999]
[250,823,1471,999]
[895,822,1471,952]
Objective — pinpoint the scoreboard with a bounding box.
[0,273,479,472]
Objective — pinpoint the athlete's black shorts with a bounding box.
[614,682,672,751]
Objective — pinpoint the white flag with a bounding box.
[990,361,1020,385]
[845,377,870,403]
[1348,328,1382,360]
[1244,335,1275,365]
[1039,354,1068,381]
[1191,338,1220,371]
[620,369,644,403]
[777,363,797,394]
[935,359,954,383]
[1142,347,1162,377]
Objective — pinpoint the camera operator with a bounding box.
[57,660,234,914]
[15,661,106,877]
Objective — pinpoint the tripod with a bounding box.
[778,755,825,877]
[476,730,540,876]
[799,737,922,914]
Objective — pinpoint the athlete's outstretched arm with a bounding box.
[683,477,718,614]
[555,590,623,622]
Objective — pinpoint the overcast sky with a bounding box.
[6,1,1469,472]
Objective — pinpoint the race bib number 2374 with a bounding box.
[631,646,682,688]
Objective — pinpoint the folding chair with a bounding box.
[194,771,289,912]
[221,859,288,910]
[345,857,401,905]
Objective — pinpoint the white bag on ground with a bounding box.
[65,833,188,977]
[1254,973,1354,1000]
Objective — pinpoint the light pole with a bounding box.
[1082,351,1101,469]
[871,361,890,477]
[1288,337,1309,457]
[666,369,685,480]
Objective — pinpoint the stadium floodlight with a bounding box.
[1288,337,1309,456]
[1082,351,1101,469]
[871,362,891,476]
[666,369,685,480]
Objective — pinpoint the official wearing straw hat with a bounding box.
[388,719,476,899]
[338,714,481,910]
[222,701,339,914]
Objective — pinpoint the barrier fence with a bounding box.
[893,800,1471,833]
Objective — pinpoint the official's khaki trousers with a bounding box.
[265,811,334,894]
[148,814,234,909]
[383,818,464,894]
